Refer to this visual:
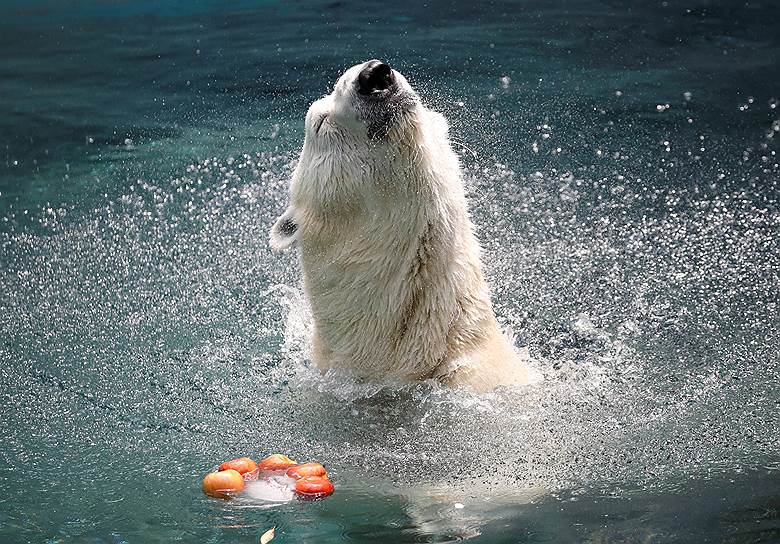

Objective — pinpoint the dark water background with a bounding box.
[1,1,778,542]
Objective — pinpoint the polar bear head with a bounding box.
[305,59,420,141]
[270,60,452,250]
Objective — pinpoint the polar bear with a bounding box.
[270,60,531,392]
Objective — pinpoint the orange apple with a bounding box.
[294,476,334,498]
[202,469,245,499]
[286,462,328,480]
[219,457,258,479]
[257,454,297,471]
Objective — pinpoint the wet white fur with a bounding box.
[270,61,530,392]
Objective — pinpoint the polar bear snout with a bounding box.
[356,60,395,95]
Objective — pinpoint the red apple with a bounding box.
[219,457,258,475]
[294,476,334,499]
[257,454,297,472]
[286,462,328,480]
[202,469,245,499]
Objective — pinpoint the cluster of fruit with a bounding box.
[202,454,334,500]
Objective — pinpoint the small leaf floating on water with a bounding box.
[260,526,276,544]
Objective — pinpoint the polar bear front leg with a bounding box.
[270,207,299,250]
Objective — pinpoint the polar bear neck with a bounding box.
[292,106,500,380]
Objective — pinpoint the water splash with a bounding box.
[0,143,778,542]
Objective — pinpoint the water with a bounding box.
[1,1,778,542]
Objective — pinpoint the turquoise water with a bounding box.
[1,1,779,542]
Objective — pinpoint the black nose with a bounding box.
[357,60,395,95]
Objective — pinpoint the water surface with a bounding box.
[1,1,778,542]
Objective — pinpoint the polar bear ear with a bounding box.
[269,208,298,251]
